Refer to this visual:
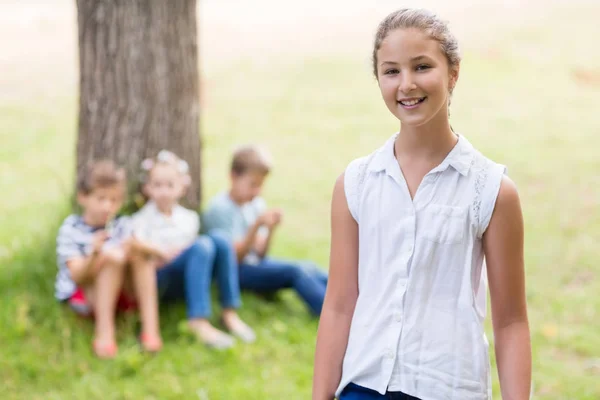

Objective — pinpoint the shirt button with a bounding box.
[395,313,402,322]
[385,349,394,359]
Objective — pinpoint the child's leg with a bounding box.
[157,237,235,348]
[315,269,328,286]
[206,230,255,343]
[298,261,329,287]
[239,258,326,316]
[206,231,241,310]
[128,253,162,351]
[91,248,127,357]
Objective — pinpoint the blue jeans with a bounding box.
[157,231,241,319]
[339,383,421,400]
[239,258,328,316]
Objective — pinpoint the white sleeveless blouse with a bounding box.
[337,133,506,400]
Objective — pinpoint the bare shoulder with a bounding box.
[334,172,345,191]
[484,175,524,248]
[498,175,520,204]
[493,175,522,218]
[331,172,348,208]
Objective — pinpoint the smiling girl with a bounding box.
[313,8,531,400]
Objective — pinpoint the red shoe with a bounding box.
[140,333,163,353]
[93,339,118,359]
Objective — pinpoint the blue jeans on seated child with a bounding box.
[156,231,241,319]
[238,258,328,316]
[339,383,421,400]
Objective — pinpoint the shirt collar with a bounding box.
[367,132,474,177]
[145,201,180,220]
[76,215,104,232]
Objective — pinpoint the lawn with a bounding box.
[0,1,599,399]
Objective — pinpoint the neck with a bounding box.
[82,212,107,228]
[396,111,456,159]
[228,189,245,206]
[153,201,175,216]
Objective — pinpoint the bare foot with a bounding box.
[140,332,163,353]
[222,310,256,343]
[188,319,235,349]
[93,336,118,359]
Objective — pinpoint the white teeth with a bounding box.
[400,98,424,106]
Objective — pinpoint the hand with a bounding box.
[153,248,180,269]
[127,238,156,264]
[269,208,283,228]
[259,209,283,229]
[91,231,109,254]
[161,248,182,264]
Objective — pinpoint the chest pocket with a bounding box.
[419,204,467,245]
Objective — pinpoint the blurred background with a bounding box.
[1,0,598,399]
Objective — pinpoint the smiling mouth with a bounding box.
[398,97,427,107]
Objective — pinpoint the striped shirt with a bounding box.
[55,214,132,300]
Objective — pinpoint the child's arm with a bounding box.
[234,216,266,263]
[128,212,189,265]
[484,177,531,400]
[253,208,282,258]
[128,237,169,260]
[312,175,359,400]
[234,209,282,263]
[66,231,108,284]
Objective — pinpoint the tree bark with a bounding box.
[76,0,201,209]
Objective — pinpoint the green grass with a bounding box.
[1,5,600,399]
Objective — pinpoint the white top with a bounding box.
[336,133,506,400]
[132,201,199,251]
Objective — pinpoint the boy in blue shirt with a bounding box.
[203,145,327,316]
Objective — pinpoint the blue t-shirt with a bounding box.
[202,191,268,264]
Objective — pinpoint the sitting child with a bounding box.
[55,160,162,359]
[203,145,328,316]
[132,150,255,349]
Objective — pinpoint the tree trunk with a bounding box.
[76,0,201,209]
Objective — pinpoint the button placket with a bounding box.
[394,312,403,323]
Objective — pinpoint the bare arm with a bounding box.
[66,231,108,284]
[67,253,101,284]
[128,237,190,268]
[254,231,273,259]
[312,174,359,400]
[129,237,170,260]
[484,176,531,400]
[234,219,263,263]
[234,209,278,263]
[254,209,282,258]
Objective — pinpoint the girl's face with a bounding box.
[376,28,458,128]
[145,164,185,210]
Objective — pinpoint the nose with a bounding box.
[398,72,417,94]
[101,200,113,212]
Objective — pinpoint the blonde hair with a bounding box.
[230,145,272,176]
[77,160,126,195]
[372,8,461,80]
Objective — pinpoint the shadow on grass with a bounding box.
[0,211,319,399]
